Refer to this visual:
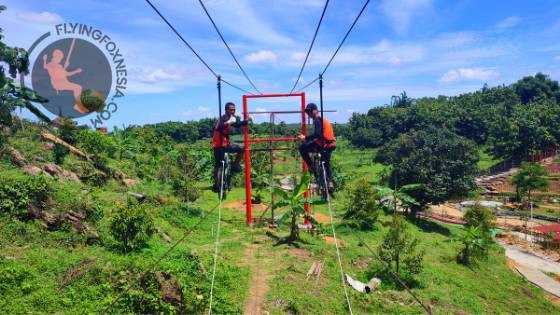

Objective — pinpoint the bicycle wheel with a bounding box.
[216,155,229,200]
[313,154,327,200]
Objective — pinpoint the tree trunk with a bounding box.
[289,214,299,242]
[395,253,400,276]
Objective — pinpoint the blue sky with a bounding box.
[3,0,560,128]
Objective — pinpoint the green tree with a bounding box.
[513,72,560,104]
[511,162,550,209]
[273,172,319,242]
[377,215,424,276]
[463,203,494,240]
[391,91,414,108]
[343,177,380,229]
[376,127,479,216]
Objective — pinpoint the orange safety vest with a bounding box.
[315,117,336,148]
[212,118,231,148]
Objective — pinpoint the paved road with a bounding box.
[504,244,560,297]
[504,245,560,274]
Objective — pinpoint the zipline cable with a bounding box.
[145,0,254,95]
[290,0,330,94]
[295,76,320,93]
[100,201,221,315]
[321,161,353,315]
[221,78,255,95]
[208,159,227,314]
[146,0,217,77]
[321,0,371,76]
[198,0,263,95]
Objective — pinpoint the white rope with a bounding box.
[321,161,353,315]
[208,159,226,314]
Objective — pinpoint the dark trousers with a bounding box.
[299,142,335,181]
[213,142,244,168]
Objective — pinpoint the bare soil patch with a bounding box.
[224,200,268,212]
[287,248,311,258]
[323,236,347,248]
[428,204,464,219]
[313,213,330,224]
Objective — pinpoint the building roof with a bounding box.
[532,224,560,233]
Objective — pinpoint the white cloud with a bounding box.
[16,11,62,24]
[380,0,433,34]
[196,0,294,46]
[439,68,499,83]
[198,106,210,112]
[555,56,560,62]
[182,110,193,116]
[496,16,521,29]
[346,108,355,113]
[130,68,186,83]
[255,108,268,113]
[290,52,306,62]
[433,32,478,48]
[244,50,277,63]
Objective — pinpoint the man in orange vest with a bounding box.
[212,102,252,192]
[298,103,336,193]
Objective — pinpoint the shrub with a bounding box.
[0,261,32,294]
[378,215,424,277]
[110,203,154,252]
[78,162,107,187]
[76,129,116,159]
[53,143,69,165]
[343,177,380,229]
[0,175,51,219]
[330,156,348,192]
[463,203,494,239]
[171,178,201,202]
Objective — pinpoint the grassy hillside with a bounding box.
[0,122,558,314]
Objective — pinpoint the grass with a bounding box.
[257,191,558,314]
[478,148,500,171]
[1,134,559,314]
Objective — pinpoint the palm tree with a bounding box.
[512,162,549,240]
[511,162,549,212]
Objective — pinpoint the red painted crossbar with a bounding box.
[248,137,298,143]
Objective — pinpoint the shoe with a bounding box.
[231,164,242,174]
[327,181,335,194]
[212,184,219,193]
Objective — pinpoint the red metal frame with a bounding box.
[243,93,310,225]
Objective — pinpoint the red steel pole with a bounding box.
[301,93,310,223]
[243,95,252,225]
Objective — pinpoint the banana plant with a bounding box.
[376,184,422,217]
[457,225,491,265]
[273,171,320,243]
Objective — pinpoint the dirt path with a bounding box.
[242,236,271,315]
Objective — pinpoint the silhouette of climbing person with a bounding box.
[43,49,88,113]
